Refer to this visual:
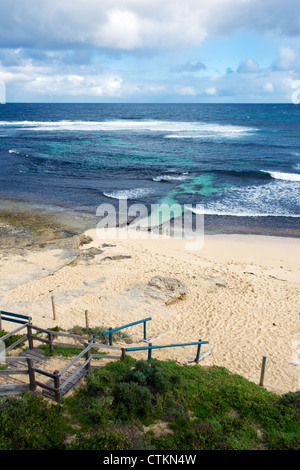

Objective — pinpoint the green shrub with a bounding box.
[0,393,67,450]
[0,330,26,349]
[113,381,152,421]
[80,396,115,425]
[120,360,170,394]
[57,359,300,451]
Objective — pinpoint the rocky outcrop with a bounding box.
[135,276,189,306]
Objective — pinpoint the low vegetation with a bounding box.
[0,356,299,450]
[68,325,133,344]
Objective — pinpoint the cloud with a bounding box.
[175,85,197,95]
[237,58,259,73]
[205,86,217,96]
[170,61,206,73]
[285,78,300,104]
[0,60,124,99]
[1,1,300,102]
[263,82,274,93]
[1,0,300,52]
[273,46,299,70]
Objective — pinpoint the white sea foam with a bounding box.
[0,119,257,138]
[189,180,300,218]
[192,208,300,218]
[103,188,153,200]
[153,174,189,182]
[261,170,300,182]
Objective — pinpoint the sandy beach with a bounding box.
[0,217,299,396]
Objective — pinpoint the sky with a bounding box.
[1,0,300,103]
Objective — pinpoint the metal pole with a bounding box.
[148,343,152,360]
[143,320,147,340]
[109,327,113,346]
[259,355,267,387]
[196,339,202,363]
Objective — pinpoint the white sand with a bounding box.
[1,227,299,395]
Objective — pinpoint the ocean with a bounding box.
[0,103,299,236]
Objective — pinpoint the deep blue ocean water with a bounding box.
[0,103,299,235]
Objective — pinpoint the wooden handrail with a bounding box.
[0,324,28,341]
[60,358,91,391]
[57,344,92,378]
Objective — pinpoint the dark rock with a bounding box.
[68,247,104,266]
[100,255,132,262]
[79,234,93,246]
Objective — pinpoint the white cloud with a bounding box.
[237,58,259,73]
[205,86,217,96]
[1,0,300,51]
[176,86,197,95]
[96,9,142,49]
[263,82,274,93]
[273,46,298,70]
[0,61,124,98]
[1,1,300,102]
[286,78,300,104]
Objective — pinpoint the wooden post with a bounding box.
[121,348,126,360]
[143,320,147,340]
[109,327,113,346]
[51,296,56,321]
[259,355,267,387]
[0,312,2,331]
[48,332,54,354]
[27,324,34,349]
[27,358,36,392]
[84,343,91,375]
[85,310,89,328]
[53,370,60,403]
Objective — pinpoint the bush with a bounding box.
[64,359,300,451]
[0,330,26,349]
[113,381,152,421]
[0,393,67,450]
[120,360,170,394]
[80,396,114,425]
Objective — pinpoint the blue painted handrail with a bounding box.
[102,317,152,345]
[0,310,32,327]
[126,339,209,361]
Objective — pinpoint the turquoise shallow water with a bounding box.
[0,103,299,236]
